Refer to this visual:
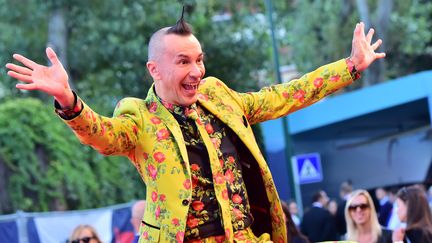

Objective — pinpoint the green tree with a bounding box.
[0,98,145,213]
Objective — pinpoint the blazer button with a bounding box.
[182,199,190,206]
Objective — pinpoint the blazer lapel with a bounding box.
[145,86,191,173]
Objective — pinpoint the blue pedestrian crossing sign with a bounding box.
[292,153,323,184]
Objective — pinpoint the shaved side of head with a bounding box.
[147,15,194,61]
[148,27,169,61]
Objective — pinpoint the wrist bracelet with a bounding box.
[346,57,361,80]
[54,91,83,119]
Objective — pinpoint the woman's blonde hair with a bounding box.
[68,224,102,243]
[345,189,382,242]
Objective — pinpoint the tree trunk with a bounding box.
[0,156,12,213]
[355,0,373,87]
[48,8,74,89]
[355,0,392,86]
[374,0,393,83]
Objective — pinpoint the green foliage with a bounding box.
[0,98,145,213]
[286,1,356,73]
[283,0,432,81]
[386,0,432,77]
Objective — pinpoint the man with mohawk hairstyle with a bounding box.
[6,7,385,243]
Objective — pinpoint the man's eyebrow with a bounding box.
[176,54,190,59]
[175,53,205,59]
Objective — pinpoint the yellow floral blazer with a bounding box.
[62,59,353,243]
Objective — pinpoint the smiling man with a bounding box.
[6,13,385,243]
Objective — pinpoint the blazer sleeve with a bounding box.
[236,59,354,125]
[60,97,144,157]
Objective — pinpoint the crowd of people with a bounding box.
[282,183,432,243]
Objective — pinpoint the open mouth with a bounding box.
[183,83,199,91]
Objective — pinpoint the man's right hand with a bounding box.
[6,47,74,109]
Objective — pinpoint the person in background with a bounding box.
[288,200,301,228]
[281,200,310,243]
[328,198,339,216]
[375,187,393,227]
[336,180,353,238]
[392,185,432,243]
[131,200,146,243]
[6,7,385,241]
[301,190,337,242]
[386,186,403,230]
[68,224,102,243]
[345,189,392,243]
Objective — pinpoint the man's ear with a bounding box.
[146,61,161,80]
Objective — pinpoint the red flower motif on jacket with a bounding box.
[282,91,289,99]
[176,231,185,243]
[205,123,214,134]
[153,152,166,163]
[225,229,231,240]
[214,172,225,184]
[293,90,306,103]
[151,191,158,202]
[156,129,170,141]
[147,164,157,180]
[155,205,161,219]
[233,208,243,220]
[142,153,148,160]
[313,77,324,88]
[142,231,148,240]
[159,194,166,202]
[227,156,235,164]
[232,194,242,204]
[224,170,235,184]
[330,75,340,82]
[215,235,225,243]
[234,230,245,240]
[172,218,180,226]
[191,163,200,171]
[192,175,198,189]
[183,179,191,189]
[150,117,161,124]
[186,215,199,228]
[148,102,157,113]
[191,200,204,211]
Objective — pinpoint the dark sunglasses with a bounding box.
[70,236,95,243]
[348,203,370,211]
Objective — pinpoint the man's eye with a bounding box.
[180,60,188,64]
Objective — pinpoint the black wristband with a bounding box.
[54,91,83,120]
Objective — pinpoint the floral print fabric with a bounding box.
[60,59,353,243]
[158,99,253,240]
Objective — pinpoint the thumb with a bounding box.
[45,47,62,66]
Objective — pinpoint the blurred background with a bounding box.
[0,0,431,241]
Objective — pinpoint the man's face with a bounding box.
[150,34,205,106]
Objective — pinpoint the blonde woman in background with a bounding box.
[68,224,102,243]
[345,190,392,243]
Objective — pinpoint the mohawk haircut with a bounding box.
[167,6,193,35]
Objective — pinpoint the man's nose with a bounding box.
[190,63,203,78]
